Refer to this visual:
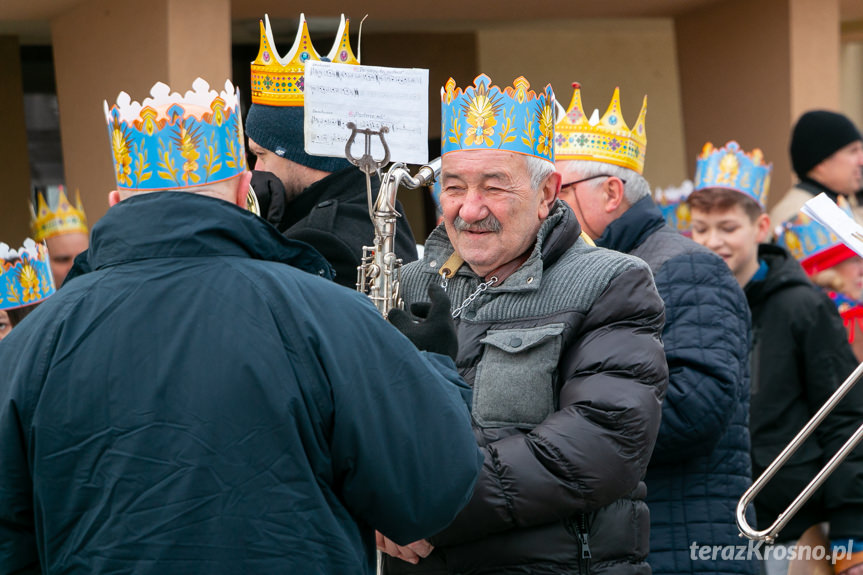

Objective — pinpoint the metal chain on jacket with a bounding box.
[444,276,498,318]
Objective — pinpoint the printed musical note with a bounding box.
[304,61,429,165]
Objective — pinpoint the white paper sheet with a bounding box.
[303,61,429,165]
[801,193,863,258]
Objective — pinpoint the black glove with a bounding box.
[388,284,458,361]
[250,170,289,231]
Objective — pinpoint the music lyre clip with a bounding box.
[345,123,391,221]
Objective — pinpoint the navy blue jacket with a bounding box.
[598,196,757,575]
[0,192,482,575]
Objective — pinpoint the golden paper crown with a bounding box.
[250,14,360,107]
[30,186,88,242]
[554,83,648,174]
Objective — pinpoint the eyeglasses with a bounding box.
[560,174,627,193]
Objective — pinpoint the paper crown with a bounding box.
[694,141,772,208]
[775,200,857,275]
[0,239,56,311]
[554,83,648,174]
[441,74,555,163]
[30,186,88,242]
[829,290,863,343]
[250,14,360,107]
[654,180,694,234]
[104,78,246,192]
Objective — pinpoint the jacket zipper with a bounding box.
[574,513,591,573]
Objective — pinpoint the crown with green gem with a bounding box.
[103,78,246,191]
[554,83,648,174]
[0,239,56,311]
[441,74,556,162]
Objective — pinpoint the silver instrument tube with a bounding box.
[736,360,863,542]
[357,158,441,317]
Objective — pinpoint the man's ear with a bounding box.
[235,170,254,208]
[755,212,771,243]
[108,190,121,207]
[538,171,561,219]
[604,176,626,213]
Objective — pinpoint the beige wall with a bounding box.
[0,35,33,245]
[677,0,841,210]
[476,19,688,191]
[51,0,231,226]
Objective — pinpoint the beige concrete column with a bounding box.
[0,35,33,245]
[840,42,863,129]
[790,0,840,115]
[51,0,231,225]
[676,0,841,209]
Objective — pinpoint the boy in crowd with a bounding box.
[687,140,863,575]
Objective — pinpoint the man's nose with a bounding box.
[458,189,489,223]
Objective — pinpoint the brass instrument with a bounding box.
[736,361,863,542]
[346,123,441,317]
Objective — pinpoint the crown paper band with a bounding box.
[30,186,88,242]
[776,200,856,275]
[104,78,246,192]
[0,239,56,311]
[554,83,647,174]
[250,14,360,107]
[441,74,555,162]
[694,141,772,208]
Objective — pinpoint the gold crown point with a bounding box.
[326,15,360,65]
[601,87,630,131]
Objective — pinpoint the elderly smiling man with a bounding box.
[377,74,669,575]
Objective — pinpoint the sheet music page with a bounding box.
[304,61,429,165]
[801,193,863,258]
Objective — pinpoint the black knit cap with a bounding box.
[245,103,350,173]
[790,110,862,179]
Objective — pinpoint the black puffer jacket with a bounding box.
[279,167,418,288]
[746,244,863,541]
[386,201,668,574]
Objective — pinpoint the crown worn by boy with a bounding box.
[245,13,417,288]
[555,87,757,575]
[382,74,668,575]
[688,141,863,574]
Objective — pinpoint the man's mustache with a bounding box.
[453,215,502,233]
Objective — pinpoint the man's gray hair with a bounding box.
[524,156,556,191]
[557,159,650,205]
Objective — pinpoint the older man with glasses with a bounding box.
[555,83,758,575]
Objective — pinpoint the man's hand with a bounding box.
[376,531,434,565]
[388,284,458,361]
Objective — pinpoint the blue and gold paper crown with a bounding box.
[442,74,555,163]
[554,83,648,174]
[250,14,360,107]
[654,180,694,234]
[775,199,857,275]
[0,239,56,311]
[694,141,772,208]
[30,185,88,242]
[103,78,246,191]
